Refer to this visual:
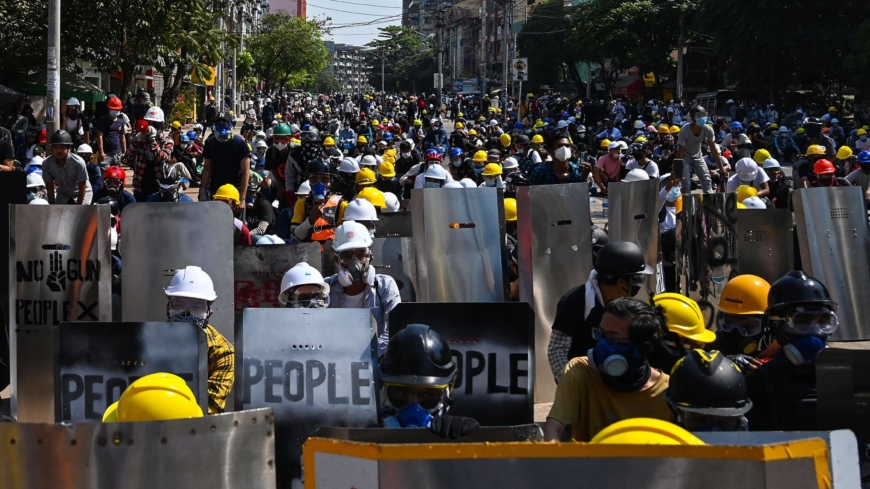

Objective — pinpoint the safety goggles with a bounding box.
[104,178,123,191]
[272,136,290,145]
[717,312,764,337]
[338,248,368,265]
[627,274,646,287]
[168,296,209,318]
[592,327,632,345]
[309,174,331,186]
[780,310,839,336]
[384,383,449,411]
[288,288,328,308]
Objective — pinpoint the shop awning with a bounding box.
[5,69,106,104]
[611,75,643,98]
[0,85,23,104]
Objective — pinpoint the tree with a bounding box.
[247,12,329,93]
[305,72,341,94]
[0,0,48,73]
[236,51,256,91]
[517,0,585,93]
[363,26,431,92]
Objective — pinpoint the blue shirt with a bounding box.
[146,192,194,202]
[324,274,400,357]
[529,160,586,185]
[92,188,136,211]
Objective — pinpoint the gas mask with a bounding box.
[311,182,329,202]
[214,121,233,142]
[26,187,46,202]
[716,312,765,355]
[166,298,212,330]
[773,309,838,366]
[287,288,329,308]
[337,253,375,287]
[588,330,651,393]
[384,383,450,428]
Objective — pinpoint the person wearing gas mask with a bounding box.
[291,159,344,243]
[548,241,654,383]
[722,122,753,160]
[163,266,234,414]
[245,172,276,242]
[676,106,727,194]
[278,262,330,309]
[334,157,360,197]
[712,274,772,371]
[146,165,193,202]
[544,297,673,442]
[63,97,90,147]
[199,112,251,206]
[746,271,839,431]
[529,136,584,186]
[126,107,173,202]
[25,173,47,203]
[92,165,136,211]
[375,161,402,200]
[666,349,753,432]
[341,198,379,237]
[377,323,480,438]
[324,221,400,357]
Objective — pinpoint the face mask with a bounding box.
[474,166,485,174]
[666,186,681,202]
[425,182,442,188]
[393,401,433,428]
[554,146,571,161]
[109,110,121,117]
[401,152,412,159]
[26,190,43,202]
[167,305,210,330]
[782,334,826,366]
[695,117,707,126]
[274,142,288,150]
[484,177,496,187]
[452,159,462,167]
[337,256,373,287]
[589,337,651,392]
[861,136,867,141]
[312,182,328,201]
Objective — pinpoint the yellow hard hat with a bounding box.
[634,136,648,143]
[378,161,396,178]
[357,135,368,144]
[736,202,747,209]
[414,119,422,126]
[325,108,331,113]
[770,123,779,129]
[468,129,478,136]
[828,106,837,112]
[488,107,496,113]
[356,186,386,208]
[422,109,428,114]
[670,125,680,133]
[534,121,545,129]
[806,144,825,155]
[483,163,503,176]
[171,121,181,129]
[371,119,380,125]
[657,125,669,134]
[527,93,534,98]
[591,418,705,446]
[455,122,465,129]
[276,114,282,119]
[796,127,805,134]
[719,275,771,315]
[499,133,511,147]
[837,146,853,160]
[355,168,377,186]
[859,128,868,136]
[753,148,771,165]
[496,108,502,113]
[653,293,716,343]
[600,139,612,149]
[457,112,464,117]
[735,185,758,203]
[214,184,240,205]
[473,150,488,162]
[675,194,683,214]
[504,198,517,222]
[531,134,544,144]
[323,136,335,147]
[104,373,203,423]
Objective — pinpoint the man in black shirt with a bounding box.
[246,171,276,240]
[199,113,250,205]
[548,241,653,382]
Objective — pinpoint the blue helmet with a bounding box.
[186,131,197,140]
[180,134,190,143]
[544,118,550,124]
[383,133,393,141]
[858,150,870,164]
[731,121,743,130]
[514,121,524,129]
[561,111,570,118]
[450,147,464,157]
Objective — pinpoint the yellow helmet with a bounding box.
[670,125,680,133]
[735,184,758,203]
[103,373,203,422]
[171,121,181,129]
[413,119,422,126]
[600,139,611,149]
[357,135,368,144]
[806,144,826,156]
[457,112,464,117]
[355,168,377,186]
[455,122,465,129]
[531,134,544,144]
[653,293,716,343]
[468,129,478,136]
[634,136,648,143]
[736,202,747,209]
[473,150,488,162]
[496,108,502,113]
[483,163,503,176]
[499,133,511,147]
[378,161,396,178]
[488,107,496,113]
[276,114,282,119]
[504,198,517,222]
[591,418,705,445]
[371,119,380,125]
[719,274,771,315]
[770,123,779,129]
[837,146,853,160]
[858,128,868,136]
[357,186,386,208]
[323,136,335,147]
[657,125,669,134]
[534,120,545,129]
[422,109,428,115]
[753,148,771,165]
[214,184,240,205]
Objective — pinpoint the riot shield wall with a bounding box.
[10,204,111,423]
[121,203,235,341]
[0,408,276,488]
[234,242,321,311]
[735,208,794,285]
[793,187,870,341]
[389,303,534,425]
[817,343,870,447]
[608,179,660,302]
[676,193,739,329]
[238,308,378,488]
[375,212,413,238]
[371,237,416,302]
[55,322,208,422]
[411,188,506,302]
[516,183,591,403]
[0,173,26,345]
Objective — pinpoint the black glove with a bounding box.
[430,415,479,439]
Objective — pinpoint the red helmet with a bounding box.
[813,159,836,175]
[424,149,443,162]
[107,97,123,111]
[103,166,127,190]
[135,120,149,133]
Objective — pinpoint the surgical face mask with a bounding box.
[109,110,121,117]
[425,181,442,188]
[274,142,288,151]
[401,152,411,159]
[666,186,681,202]
[695,117,707,126]
[861,136,867,141]
[484,177,497,187]
[554,146,571,161]
[452,158,463,167]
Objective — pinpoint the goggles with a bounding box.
[592,327,632,346]
[309,174,331,186]
[717,312,764,337]
[384,383,449,412]
[168,296,209,318]
[104,178,123,190]
[779,310,839,336]
[288,288,328,308]
[338,248,368,265]
[272,136,290,144]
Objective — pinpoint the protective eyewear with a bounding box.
[104,178,123,190]
[384,383,448,411]
[338,248,368,265]
[592,327,631,345]
[781,311,839,336]
[717,312,764,337]
[272,136,290,144]
[168,296,209,318]
[288,289,328,308]
[309,174,331,186]
[628,275,646,287]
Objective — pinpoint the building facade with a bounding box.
[325,42,370,93]
[270,0,307,17]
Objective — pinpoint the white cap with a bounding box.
[343,198,379,221]
[164,266,217,301]
[255,235,284,245]
[556,120,569,129]
[502,157,519,170]
[76,144,93,154]
[633,120,645,129]
[29,198,49,205]
[459,178,477,188]
[278,262,329,305]
[735,157,759,181]
[333,221,373,252]
[488,119,498,126]
[360,155,378,167]
[339,157,360,173]
[296,181,311,196]
[742,196,766,209]
[624,168,650,182]
[256,130,266,138]
[256,140,268,149]
[608,141,621,151]
[424,164,449,180]
[26,173,44,188]
[26,156,44,167]
[443,181,464,188]
[762,158,781,169]
[382,192,400,213]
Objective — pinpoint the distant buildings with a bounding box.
[325,42,371,93]
[270,0,307,17]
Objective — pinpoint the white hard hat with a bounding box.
[556,120,569,129]
[502,157,519,170]
[296,180,311,196]
[339,157,359,173]
[343,198,379,222]
[67,97,80,106]
[332,221,373,252]
[256,140,268,149]
[608,141,622,151]
[29,198,49,205]
[360,155,378,167]
[109,227,118,251]
[382,192,400,213]
[256,130,266,138]
[762,158,781,169]
[255,235,284,245]
[488,119,498,126]
[404,139,415,151]
[443,181,464,188]
[26,156,44,167]
[624,168,650,182]
[164,266,217,301]
[459,178,477,188]
[633,120,645,129]
[726,99,735,104]
[617,141,628,150]
[831,118,839,124]
[779,126,789,133]
[278,262,329,305]
[742,196,766,209]
[26,173,44,188]
[265,98,272,103]
[76,144,93,154]
[735,157,759,181]
[424,164,448,180]
[144,106,165,123]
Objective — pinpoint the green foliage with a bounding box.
[517,1,584,92]
[247,12,329,93]
[305,72,341,94]
[0,0,48,72]
[172,86,199,123]
[363,26,431,92]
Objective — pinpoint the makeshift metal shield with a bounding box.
[389,303,534,425]
[676,193,739,330]
[411,188,507,302]
[816,343,870,448]
[370,237,416,302]
[55,322,208,422]
[234,242,322,311]
[735,208,794,285]
[0,173,26,330]
[238,308,378,487]
[608,179,660,302]
[10,204,111,422]
[793,187,870,341]
[516,183,592,403]
[374,212,413,238]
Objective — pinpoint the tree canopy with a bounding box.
[247,12,329,93]
[363,26,435,93]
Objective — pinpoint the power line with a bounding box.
[307,1,396,17]
[330,0,403,8]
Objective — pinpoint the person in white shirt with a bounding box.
[726,157,770,197]
[625,142,659,179]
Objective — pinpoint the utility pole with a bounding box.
[381,49,385,93]
[501,0,509,97]
[46,0,61,134]
[479,0,487,94]
[586,63,592,99]
[436,5,447,102]
[676,12,684,101]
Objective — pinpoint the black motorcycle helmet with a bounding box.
[591,225,608,252]
[665,349,752,416]
[594,241,653,278]
[766,270,837,317]
[307,158,331,176]
[49,130,74,146]
[379,324,457,387]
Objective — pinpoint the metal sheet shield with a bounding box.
[370,237,417,302]
[10,204,112,423]
[55,322,208,422]
[234,242,322,311]
[389,302,534,426]
[374,212,413,238]
[120,203,235,341]
[816,345,870,447]
[608,179,660,302]
[516,183,591,403]
[0,173,26,338]
[676,193,739,330]
[0,408,276,489]
[238,308,378,487]
[735,208,794,285]
[411,188,506,302]
[793,187,870,341]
